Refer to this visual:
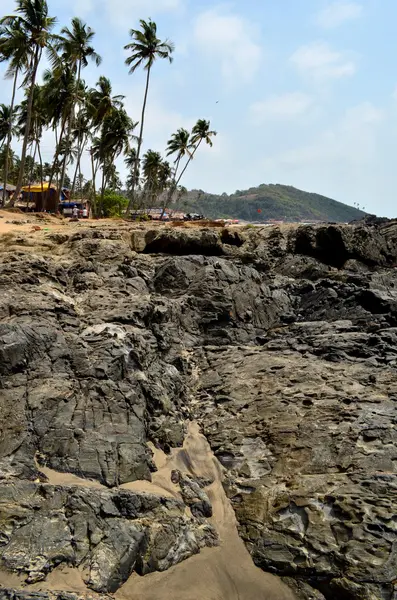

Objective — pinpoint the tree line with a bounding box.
[0,0,216,216]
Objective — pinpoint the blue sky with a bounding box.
[1,0,397,216]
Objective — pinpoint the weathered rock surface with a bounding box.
[1,221,397,599]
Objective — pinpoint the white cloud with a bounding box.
[257,101,391,215]
[316,1,363,29]
[263,102,383,171]
[290,41,356,81]
[250,92,314,121]
[193,7,262,83]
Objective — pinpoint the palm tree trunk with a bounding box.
[161,155,182,219]
[63,60,82,202]
[2,68,18,205]
[12,47,41,205]
[26,141,37,209]
[99,166,106,217]
[126,65,151,215]
[43,116,67,210]
[57,115,73,210]
[78,152,83,199]
[37,140,44,201]
[175,140,201,187]
[90,150,97,217]
[71,133,86,197]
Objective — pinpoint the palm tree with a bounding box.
[95,107,136,215]
[87,76,124,129]
[16,84,46,191]
[70,107,90,197]
[166,128,192,175]
[125,147,140,199]
[54,17,101,202]
[1,0,56,204]
[56,17,101,75]
[87,78,127,216]
[124,19,174,214]
[0,105,15,149]
[41,64,78,207]
[142,150,171,210]
[175,119,217,187]
[164,127,192,211]
[0,17,29,203]
[142,149,162,208]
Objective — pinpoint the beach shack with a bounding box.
[0,183,16,204]
[21,183,58,212]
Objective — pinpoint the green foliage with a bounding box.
[176,184,366,223]
[100,190,128,217]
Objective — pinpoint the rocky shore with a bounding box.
[0,220,396,600]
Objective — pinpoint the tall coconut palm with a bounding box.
[87,78,127,215]
[16,84,47,191]
[70,107,91,197]
[124,19,174,214]
[55,17,101,75]
[0,18,29,202]
[175,119,217,187]
[41,64,77,207]
[54,17,101,201]
[1,0,56,204]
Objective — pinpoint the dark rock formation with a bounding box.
[1,221,397,599]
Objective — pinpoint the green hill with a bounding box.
[176,184,366,223]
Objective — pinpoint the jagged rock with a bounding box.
[1,222,397,600]
[172,470,213,518]
[0,481,217,592]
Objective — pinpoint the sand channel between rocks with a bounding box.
[9,422,296,600]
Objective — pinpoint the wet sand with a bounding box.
[117,423,296,600]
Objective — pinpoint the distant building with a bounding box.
[21,183,57,211]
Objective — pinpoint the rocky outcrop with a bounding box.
[1,221,397,599]
[0,481,216,592]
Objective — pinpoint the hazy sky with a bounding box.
[1,0,397,216]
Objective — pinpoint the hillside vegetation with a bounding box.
[176,183,366,223]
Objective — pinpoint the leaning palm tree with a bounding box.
[0,17,29,202]
[175,119,217,187]
[166,128,192,175]
[124,19,174,214]
[163,127,192,210]
[1,0,56,204]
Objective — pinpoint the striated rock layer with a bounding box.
[0,220,397,599]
